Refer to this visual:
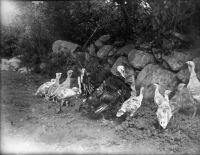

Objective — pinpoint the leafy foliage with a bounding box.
[1,0,200,75]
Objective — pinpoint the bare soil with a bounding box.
[1,70,200,154]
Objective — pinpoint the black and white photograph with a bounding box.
[1,0,200,154]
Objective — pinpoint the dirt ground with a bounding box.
[1,70,200,154]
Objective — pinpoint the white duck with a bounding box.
[117,65,136,96]
[186,61,200,118]
[45,72,62,100]
[55,87,80,113]
[35,79,56,97]
[116,87,144,117]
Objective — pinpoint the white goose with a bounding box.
[45,72,62,100]
[53,70,73,97]
[60,70,73,88]
[186,61,200,118]
[169,83,187,114]
[117,65,136,96]
[116,87,144,117]
[35,79,56,97]
[55,87,80,113]
[154,83,173,129]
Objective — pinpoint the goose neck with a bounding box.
[189,68,197,80]
[138,89,144,99]
[56,76,60,84]
[154,85,159,94]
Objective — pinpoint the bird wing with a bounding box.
[47,84,59,97]
[61,79,70,89]
[58,88,77,99]
[154,93,164,106]
[119,96,137,112]
[36,81,54,95]
[187,79,200,102]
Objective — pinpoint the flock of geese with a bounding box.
[35,61,200,129]
[35,69,84,113]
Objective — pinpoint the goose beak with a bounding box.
[168,90,172,94]
[117,66,125,78]
[153,83,158,87]
[186,61,192,66]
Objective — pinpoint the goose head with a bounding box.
[56,73,62,79]
[156,106,172,129]
[67,70,73,77]
[177,83,186,91]
[164,89,172,96]
[117,65,125,78]
[186,61,195,72]
[153,83,160,91]
[50,79,56,83]
[153,83,159,87]
[81,68,86,75]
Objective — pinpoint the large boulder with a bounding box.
[98,34,111,43]
[97,45,114,59]
[94,40,104,49]
[52,40,80,56]
[111,56,129,76]
[162,51,193,72]
[108,47,118,57]
[1,58,10,71]
[107,57,116,66]
[8,57,22,71]
[128,50,155,70]
[136,64,179,100]
[116,44,135,56]
[113,40,125,47]
[177,57,200,83]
